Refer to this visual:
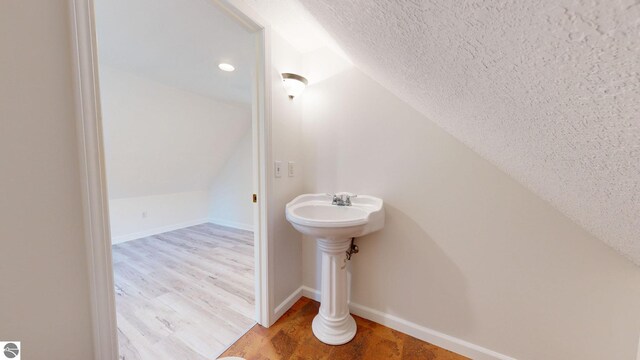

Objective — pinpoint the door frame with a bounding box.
[68,0,274,358]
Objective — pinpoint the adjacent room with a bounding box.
[95,0,258,358]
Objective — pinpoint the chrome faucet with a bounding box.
[330,193,357,206]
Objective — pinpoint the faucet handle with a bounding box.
[326,193,357,206]
[345,194,357,206]
[326,193,340,205]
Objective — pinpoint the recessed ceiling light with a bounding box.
[218,63,235,72]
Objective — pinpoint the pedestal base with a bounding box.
[312,312,357,345]
[311,237,357,345]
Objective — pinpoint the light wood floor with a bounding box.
[221,297,468,360]
[112,223,255,360]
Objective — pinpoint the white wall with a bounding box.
[100,66,251,199]
[109,191,210,243]
[269,33,306,309]
[208,130,254,230]
[301,65,640,360]
[99,66,252,239]
[0,2,313,358]
[0,1,95,359]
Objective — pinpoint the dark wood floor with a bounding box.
[220,297,468,360]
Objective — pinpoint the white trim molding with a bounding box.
[273,286,304,320]
[300,287,516,360]
[208,218,254,232]
[111,218,210,244]
[212,0,275,328]
[301,286,321,301]
[68,0,118,359]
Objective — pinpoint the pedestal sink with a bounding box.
[286,193,385,345]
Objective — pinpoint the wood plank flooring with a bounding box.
[112,223,255,360]
[220,297,468,360]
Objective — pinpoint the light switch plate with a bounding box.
[288,161,295,177]
[274,161,282,178]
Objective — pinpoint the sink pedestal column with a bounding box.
[312,238,356,345]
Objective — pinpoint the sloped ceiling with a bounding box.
[94,0,254,199]
[288,0,640,264]
[100,66,251,199]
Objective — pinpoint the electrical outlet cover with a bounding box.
[288,161,295,177]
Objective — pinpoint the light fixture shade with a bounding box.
[282,73,308,99]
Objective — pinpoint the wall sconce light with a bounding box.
[282,73,308,99]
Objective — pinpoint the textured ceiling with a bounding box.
[293,0,640,264]
[243,0,349,59]
[95,0,255,103]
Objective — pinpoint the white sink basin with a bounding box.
[285,193,385,345]
[285,193,384,240]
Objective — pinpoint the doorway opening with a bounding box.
[71,0,271,358]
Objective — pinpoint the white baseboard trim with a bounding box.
[111,218,209,244]
[300,286,515,360]
[301,286,321,301]
[273,286,304,322]
[208,217,254,232]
